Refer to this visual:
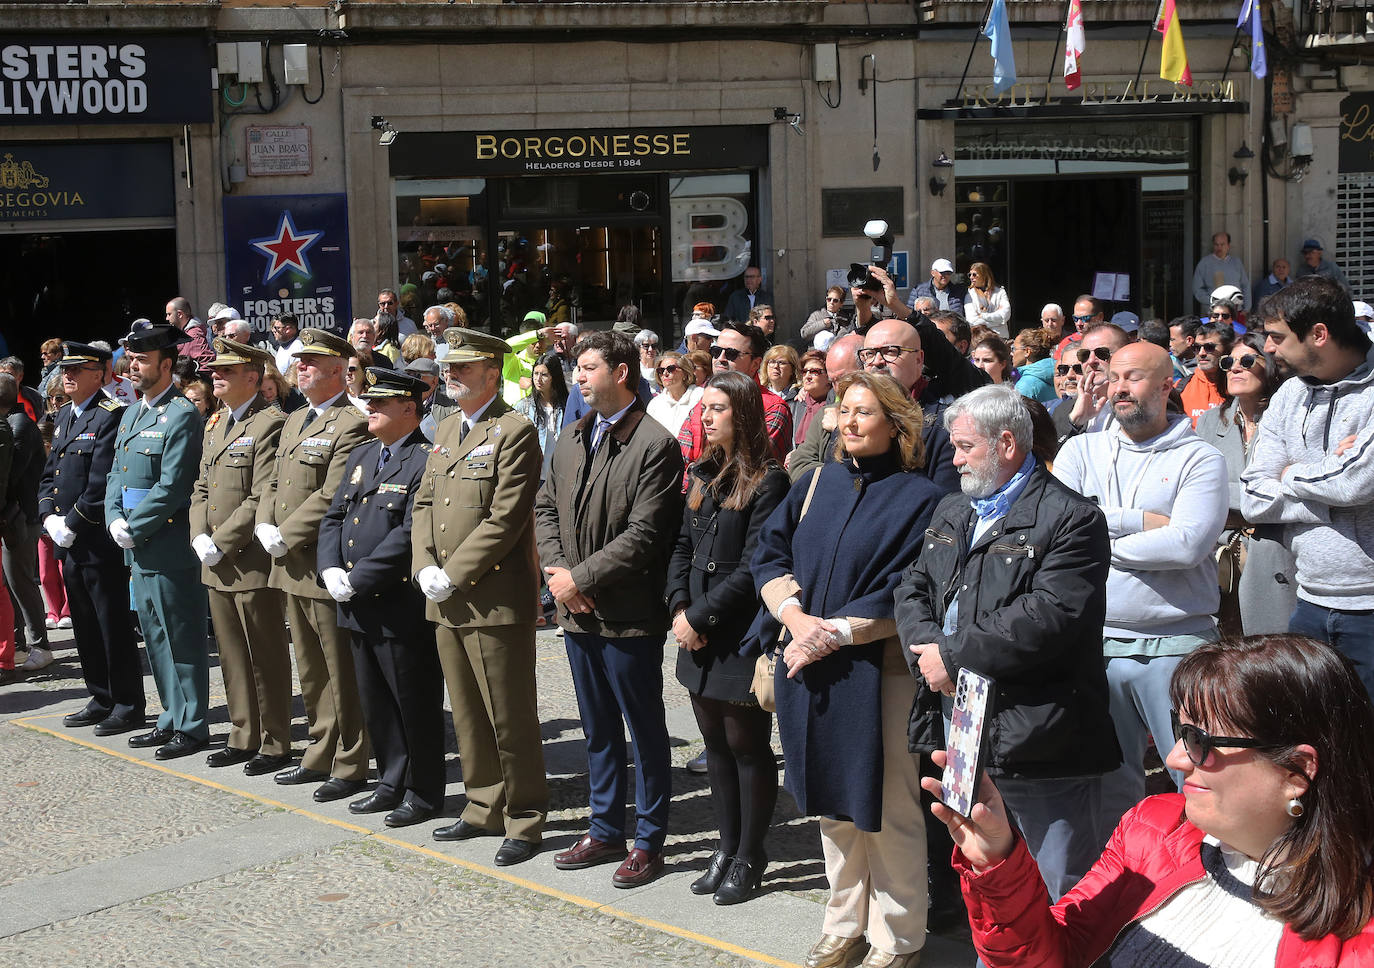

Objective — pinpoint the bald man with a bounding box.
[1051,340,1228,839]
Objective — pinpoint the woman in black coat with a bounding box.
[665,370,789,906]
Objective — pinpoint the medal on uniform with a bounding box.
[350,465,363,484]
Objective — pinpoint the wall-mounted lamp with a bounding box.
[370,114,399,147]
[1233,142,1255,160]
[932,151,954,168]
[929,176,948,197]
[1228,166,1249,186]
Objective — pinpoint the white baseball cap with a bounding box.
[684,318,720,338]
[931,259,955,274]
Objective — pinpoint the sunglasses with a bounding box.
[1219,353,1262,373]
[802,367,827,377]
[825,296,843,303]
[1055,363,1085,376]
[655,364,679,376]
[1210,312,1233,320]
[709,345,748,362]
[1075,346,1113,364]
[1171,711,1275,766]
[1196,341,1225,355]
[760,315,775,321]
[1072,314,1095,324]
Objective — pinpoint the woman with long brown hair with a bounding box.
[964,261,1011,338]
[666,370,789,906]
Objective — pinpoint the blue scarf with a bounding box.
[970,452,1035,522]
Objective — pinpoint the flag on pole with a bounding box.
[1238,0,1267,78]
[984,0,1018,94]
[1156,0,1192,87]
[1064,0,1086,91]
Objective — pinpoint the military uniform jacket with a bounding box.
[256,395,369,599]
[320,428,432,639]
[411,397,543,629]
[103,388,203,573]
[190,395,286,591]
[39,394,126,565]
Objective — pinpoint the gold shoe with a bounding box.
[860,948,922,968]
[805,934,865,968]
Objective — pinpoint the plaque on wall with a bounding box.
[821,187,903,238]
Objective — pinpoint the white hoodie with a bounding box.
[1054,414,1229,639]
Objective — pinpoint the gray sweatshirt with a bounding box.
[1054,414,1229,640]
[1241,343,1374,609]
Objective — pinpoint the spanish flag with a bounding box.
[1155,0,1192,87]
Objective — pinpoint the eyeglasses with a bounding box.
[1219,354,1262,373]
[802,367,827,377]
[1196,341,1225,355]
[1210,311,1233,320]
[709,345,749,362]
[1075,346,1113,364]
[1171,711,1275,766]
[825,296,842,303]
[1055,363,1085,376]
[1072,314,1095,324]
[766,359,789,368]
[857,345,920,365]
[640,342,659,351]
[760,315,775,321]
[655,364,679,376]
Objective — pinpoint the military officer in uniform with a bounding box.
[413,328,548,866]
[39,342,143,732]
[104,324,210,760]
[190,338,294,776]
[319,367,444,827]
[255,328,371,802]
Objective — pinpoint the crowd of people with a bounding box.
[2,260,1373,966]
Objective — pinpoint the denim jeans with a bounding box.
[1290,598,1374,700]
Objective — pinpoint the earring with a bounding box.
[1286,798,1304,819]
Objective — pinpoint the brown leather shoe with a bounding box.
[553,834,626,870]
[860,948,921,968]
[805,934,865,968]
[611,847,664,888]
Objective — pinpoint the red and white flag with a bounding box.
[1063,0,1085,91]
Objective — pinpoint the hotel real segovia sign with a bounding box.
[388,125,769,178]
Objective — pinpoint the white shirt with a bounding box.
[273,338,303,375]
[461,393,499,437]
[141,383,174,410]
[646,384,703,439]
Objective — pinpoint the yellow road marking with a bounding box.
[11,714,801,968]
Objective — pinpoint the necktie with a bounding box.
[377,445,391,474]
[591,418,613,454]
[459,419,470,443]
[304,408,318,427]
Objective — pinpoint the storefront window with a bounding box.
[669,173,754,328]
[395,178,489,330]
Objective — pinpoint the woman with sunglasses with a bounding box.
[963,262,1012,338]
[1196,334,1297,637]
[803,286,852,341]
[927,634,1374,966]
[645,350,703,439]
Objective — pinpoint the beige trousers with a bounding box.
[819,670,928,956]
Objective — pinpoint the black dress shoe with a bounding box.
[383,801,436,828]
[274,765,330,785]
[713,855,766,905]
[432,818,499,842]
[349,791,401,815]
[494,839,539,867]
[243,753,293,777]
[313,777,367,803]
[63,707,111,728]
[206,746,256,768]
[93,714,145,737]
[690,849,732,895]
[128,727,174,749]
[155,732,209,761]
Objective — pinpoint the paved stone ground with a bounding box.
[0,625,978,967]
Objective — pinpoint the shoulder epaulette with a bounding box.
[98,398,120,412]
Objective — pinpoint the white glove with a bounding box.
[192,534,224,566]
[109,517,135,550]
[44,514,76,549]
[321,567,356,603]
[417,565,456,602]
[253,523,288,558]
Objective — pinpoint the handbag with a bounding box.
[752,467,823,713]
[1216,528,1250,595]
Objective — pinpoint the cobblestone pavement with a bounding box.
[0,626,977,967]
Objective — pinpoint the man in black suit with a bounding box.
[722,266,771,323]
[38,342,143,732]
[318,368,444,829]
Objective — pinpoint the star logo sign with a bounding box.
[250,211,321,283]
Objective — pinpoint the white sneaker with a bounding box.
[21,646,53,671]
[56,617,72,629]
[45,617,57,630]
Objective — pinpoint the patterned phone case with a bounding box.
[940,668,995,817]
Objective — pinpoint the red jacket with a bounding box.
[958,794,1374,968]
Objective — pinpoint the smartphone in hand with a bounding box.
[940,668,996,817]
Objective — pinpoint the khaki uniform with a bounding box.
[190,395,291,757]
[411,396,548,842]
[257,395,371,779]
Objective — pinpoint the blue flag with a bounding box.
[1238,0,1267,78]
[984,0,1018,93]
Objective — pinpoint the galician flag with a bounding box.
[1156,0,1192,87]
[984,0,1018,94]
[1238,0,1267,78]
[1064,0,1086,91]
